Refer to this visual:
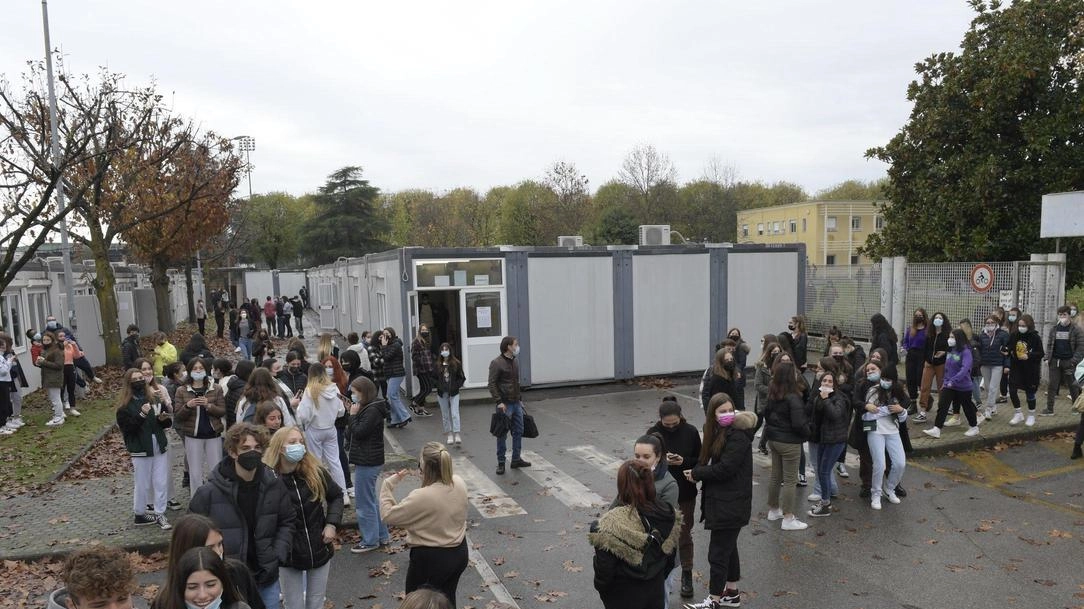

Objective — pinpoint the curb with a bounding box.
[908,422,1078,459]
[47,422,118,484]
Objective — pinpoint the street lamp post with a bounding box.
[41,0,78,331]
[232,135,255,199]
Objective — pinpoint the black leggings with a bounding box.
[413,374,433,407]
[63,364,77,408]
[406,539,469,608]
[1074,413,1084,447]
[707,528,741,595]
[905,349,923,400]
[935,387,977,428]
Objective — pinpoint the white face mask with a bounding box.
[984,324,996,332]
[325,367,334,377]
[440,351,450,358]
[947,338,957,348]
[819,385,833,394]
[1059,316,1071,326]
[190,371,207,381]
[1018,325,1028,333]
[512,345,520,356]
[933,318,943,328]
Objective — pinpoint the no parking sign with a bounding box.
[970,263,994,293]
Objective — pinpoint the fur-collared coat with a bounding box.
[589,504,680,609]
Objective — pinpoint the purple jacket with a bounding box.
[902,327,927,351]
[942,347,973,391]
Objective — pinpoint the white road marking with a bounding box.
[453,457,527,518]
[383,429,406,456]
[518,450,608,509]
[467,534,521,608]
[566,445,622,477]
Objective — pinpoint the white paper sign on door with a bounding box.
[476,306,492,329]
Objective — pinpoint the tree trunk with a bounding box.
[151,259,174,332]
[184,258,196,323]
[89,245,123,366]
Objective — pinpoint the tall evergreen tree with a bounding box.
[300,166,388,264]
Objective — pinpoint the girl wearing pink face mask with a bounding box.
[683,393,758,609]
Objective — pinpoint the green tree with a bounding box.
[591,206,639,245]
[815,178,888,201]
[240,192,314,269]
[299,166,387,264]
[731,180,808,210]
[864,0,1084,269]
[496,181,558,245]
[675,180,735,242]
[543,160,592,236]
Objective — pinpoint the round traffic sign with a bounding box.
[970,263,994,293]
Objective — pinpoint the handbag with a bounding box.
[1072,393,1084,414]
[490,412,509,437]
[522,413,539,439]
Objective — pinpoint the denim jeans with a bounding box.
[239,337,253,361]
[437,393,461,433]
[386,376,410,424]
[280,562,330,609]
[867,432,906,495]
[354,465,389,547]
[258,580,281,609]
[813,442,846,502]
[496,401,524,463]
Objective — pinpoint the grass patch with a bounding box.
[0,394,116,489]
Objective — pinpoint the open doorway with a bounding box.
[417,290,461,360]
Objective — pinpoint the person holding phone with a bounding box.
[175,358,227,493]
[915,312,952,422]
[117,367,174,529]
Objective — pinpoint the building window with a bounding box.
[850,255,859,265]
[875,216,884,230]
[757,223,764,236]
[801,218,807,232]
[27,291,49,340]
[742,224,749,237]
[773,221,781,234]
[851,216,861,231]
[789,220,797,233]
[1,293,23,350]
[826,216,837,232]
[826,255,836,266]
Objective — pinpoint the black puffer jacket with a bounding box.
[809,391,850,445]
[280,469,344,571]
[589,502,679,606]
[434,361,466,397]
[381,339,405,378]
[691,410,756,529]
[763,393,808,444]
[189,457,296,586]
[224,375,248,429]
[366,344,385,382]
[348,398,387,466]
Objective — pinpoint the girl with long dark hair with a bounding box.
[434,342,466,446]
[916,312,952,422]
[157,547,250,609]
[762,361,809,531]
[901,308,928,400]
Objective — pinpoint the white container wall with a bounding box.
[632,254,711,376]
[528,256,615,384]
[727,249,801,364]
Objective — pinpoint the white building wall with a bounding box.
[528,257,615,384]
[632,254,711,376]
[727,250,800,364]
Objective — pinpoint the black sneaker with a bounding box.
[510,459,532,469]
[719,589,741,607]
[167,499,183,511]
[796,474,808,487]
[134,514,156,526]
[894,485,907,498]
[496,462,506,475]
[1039,409,1055,417]
[680,570,694,599]
[808,503,832,517]
[146,504,154,513]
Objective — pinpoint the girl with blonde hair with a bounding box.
[381,442,468,605]
[264,427,344,609]
[297,364,348,498]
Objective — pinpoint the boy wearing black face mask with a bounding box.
[190,422,296,609]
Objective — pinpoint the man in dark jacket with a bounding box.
[488,336,530,475]
[347,377,390,553]
[121,324,141,371]
[189,423,295,609]
[647,397,702,599]
[1046,305,1084,415]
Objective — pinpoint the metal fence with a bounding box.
[805,264,881,341]
[804,258,1067,347]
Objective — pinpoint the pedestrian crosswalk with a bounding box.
[447,441,862,520]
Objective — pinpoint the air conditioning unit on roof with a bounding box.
[639,225,671,246]
[557,235,584,247]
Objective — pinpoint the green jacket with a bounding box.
[116,394,171,457]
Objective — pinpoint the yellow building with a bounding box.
[736,200,885,266]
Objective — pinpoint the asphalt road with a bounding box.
[139,382,1084,609]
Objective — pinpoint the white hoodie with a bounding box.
[297,383,345,430]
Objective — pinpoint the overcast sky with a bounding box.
[2,1,978,198]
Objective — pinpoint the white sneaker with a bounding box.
[923,427,941,439]
[447,433,454,445]
[983,408,993,421]
[1009,412,1025,425]
[8,417,25,429]
[836,462,849,478]
[0,426,15,436]
[944,415,960,427]
[990,406,998,417]
[885,491,901,504]
[45,416,65,427]
[964,426,980,437]
[66,407,81,417]
[454,433,462,446]
[234,347,242,353]
[343,494,350,507]
[766,508,784,521]
[807,493,822,502]
[781,516,808,531]
[1025,415,1035,427]
[871,495,882,510]
[346,487,355,498]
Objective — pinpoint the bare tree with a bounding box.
[618,144,677,196]
[543,160,590,234]
[701,155,739,187]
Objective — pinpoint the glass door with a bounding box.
[459,288,507,388]
[318,283,335,330]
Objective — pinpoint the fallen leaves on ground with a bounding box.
[635,377,675,389]
[368,561,398,578]
[534,591,568,603]
[562,559,583,573]
[61,429,129,481]
[0,557,64,609]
